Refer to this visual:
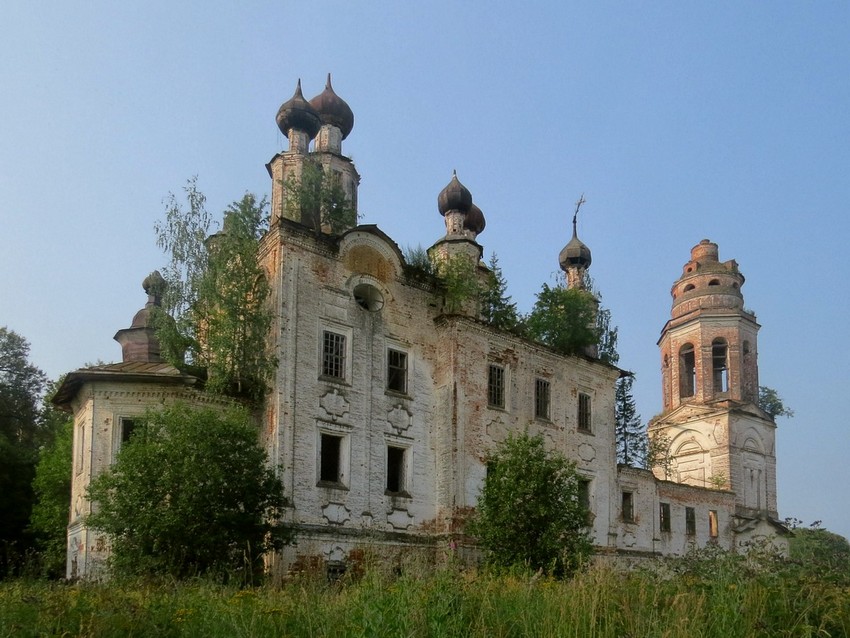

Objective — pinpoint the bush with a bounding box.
[87,403,289,580]
[468,433,591,577]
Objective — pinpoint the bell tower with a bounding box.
[649,240,779,521]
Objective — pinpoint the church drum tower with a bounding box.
[648,240,780,528]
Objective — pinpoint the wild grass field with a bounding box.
[2,550,849,638]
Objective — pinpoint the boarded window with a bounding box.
[387,349,408,393]
[322,331,347,379]
[319,433,342,484]
[685,506,696,536]
[578,392,592,432]
[709,510,719,538]
[386,445,407,494]
[488,364,505,408]
[535,379,550,419]
[660,502,671,532]
[622,491,634,523]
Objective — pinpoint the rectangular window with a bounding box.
[685,506,696,536]
[387,349,408,394]
[578,478,591,524]
[534,378,550,420]
[578,392,592,432]
[709,510,719,538]
[120,418,136,444]
[622,491,634,523]
[660,502,671,532]
[322,331,347,380]
[319,433,343,484]
[76,423,85,474]
[488,364,505,408]
[386,445,407,494]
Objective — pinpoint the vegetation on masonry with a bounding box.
[435,253,481,314]
[758,384,794,420]
[86,403,289,581]
[468,432,592,577]
[154,178,275,403]
[282,158,358,234]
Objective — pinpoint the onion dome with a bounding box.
[559,222,592,270]
[437,171,473,215]
[276,79,321,139]
[464,203,486,235]
[309,74,354,140]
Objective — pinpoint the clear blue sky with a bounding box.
[2,2,848,538]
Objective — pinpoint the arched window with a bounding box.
[679,344,696,398]
[708,279,720,286]
[712,338,728,393]
[683,283,695,292]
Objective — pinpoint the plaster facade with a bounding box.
[56,78,786,579]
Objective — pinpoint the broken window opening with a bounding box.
[578,392,592,432]
[712,339,728,394]
[488,364,506,409]
[386,445,407,494]
[535,378,550,420]
[578,478,592,525]
[622,491,634,523]
[354,283,384,312]
[120,418,136,445]
[387,349,408,394]
[319,433,343,484]
[679,344,696,399]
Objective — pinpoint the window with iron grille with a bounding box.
[685,506,696,536]
[660,502,671,532]
[578,392,592,432]
[535,378,550,420]
[387,349,407,394]
[322,331,346,380]
[488,364,505,408]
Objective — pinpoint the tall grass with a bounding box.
[2,559,849,637]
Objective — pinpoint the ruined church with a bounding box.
[54,77,786,578]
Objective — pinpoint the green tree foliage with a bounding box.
[436,254,481,314]
[468,433,592,577]
[525,284,599,357]
[786,519,850,586]
[155,180,274,402]
[480,254,522,332]
[616,375,646,467]
[758,385,794,420]
[283,158,357,234]
[646,431,673,478]
[0,327,48,577]
[87,403,289,580]
[29,416,72,578]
